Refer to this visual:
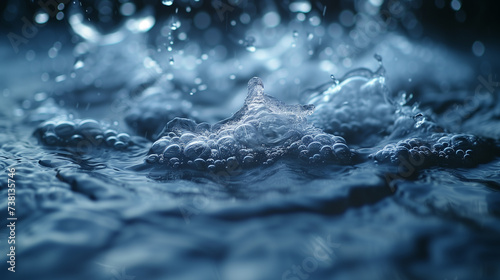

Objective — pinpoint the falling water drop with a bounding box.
[170,18,181,30]
[330,74,339,85]
[243,36,256,52]
[292,30,299,47]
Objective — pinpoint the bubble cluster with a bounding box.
[371,134,496,167]
[35,119,132,150]
[146,78,354,170]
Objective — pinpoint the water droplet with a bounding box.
[169,57,174,65]
[55,75,66,82]
[170,18,181,30]
[472,41,485,57]
[330,74,339,85]
[374,53,382,63]
[292,30,299,47]
[307,33,314,40]
[243,36,256,52]
[74,60,84,69]
[198,84,207,91]
[229,74,236,80]
[162,0,174,6]
[35,12,49,24]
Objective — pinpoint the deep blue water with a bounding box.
[1,1,500,279]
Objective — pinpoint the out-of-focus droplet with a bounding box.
[170,18,181,30]
[41,73,49,82]
[162,0,174,6]
[120,3,136,16]
[26,50,36,61]
[48,47,58,58]
[289,1,312,13]
[472,41,485,57]
[243,36,256,52]
[34,92,47,102]
[292,30,299,47]
[35,12,49,24]
[198,84,207,91]
[55,75,66,82]
[74,60,84,69]
[309,16,321,26]
[229,74,236,80]
[169,57,175,65]
[450,0,461,11]
[263,11,280,28]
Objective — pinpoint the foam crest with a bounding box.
[146,78,353,170]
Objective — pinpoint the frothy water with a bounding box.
[145,77,352,176]
[1,1,499,280]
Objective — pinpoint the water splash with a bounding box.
[308,67,393,146]
[146,77,353,171]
